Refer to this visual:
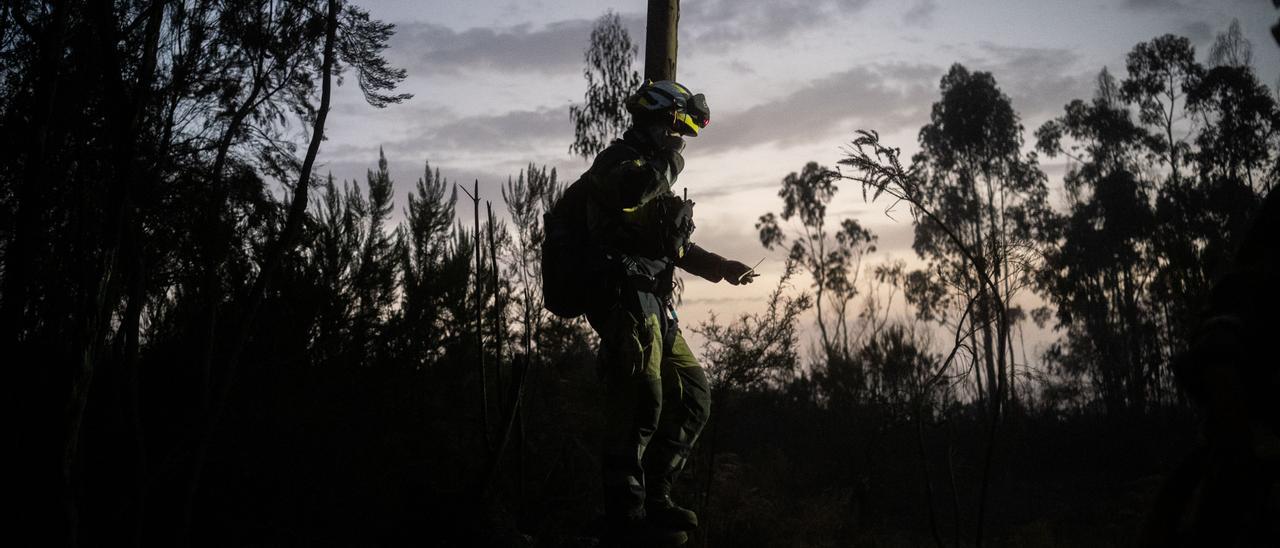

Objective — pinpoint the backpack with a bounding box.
[541,172,612,319]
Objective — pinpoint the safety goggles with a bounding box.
[673,93,711,136]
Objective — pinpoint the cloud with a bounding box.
[1178,20,1214,44]
[693,179,780,201]
[387,1,876,76]
[963,43,1095,122]
[902,0,939,27]
[685,210,774,270]
[359,41,1093,186]
[1122,0,1190,11]
[319,100,595,224]
[390,16,641,75]
[680,295,759,308]
[358,62,940,165]
[974,43,1080,76]
[682,0,873,52]
[350,105,570,165]
[425,107,568,151]
[696,63,938,154]
[727,59,757,75]
[688,45,1091,155]
[687,42,1092,155]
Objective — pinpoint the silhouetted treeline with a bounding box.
[709,24,1275,547]
[3,3,1275,546]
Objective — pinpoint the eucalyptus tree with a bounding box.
[1151,26,1275,377]
[1036,68,1162,414]
[1119,34,1201,183]
[899,64,1050,412]
[756,162,877,364]
[569,10,642,159]
[1187,55,1279,192]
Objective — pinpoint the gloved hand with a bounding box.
[721,259,757,285]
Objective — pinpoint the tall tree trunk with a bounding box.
[644,0,679,82]
[114,220,149,547]
[483,355,530,498]
[198,60,269,412]
[64,3,165,544]
[1,0,68,347]
[1166,74,1179,184]
[1122,266,1146,412]
[972,216,999,414]
[9,2,70,542]
[465,180,491,452]
[914,396,945,548]
[488,202,504,410]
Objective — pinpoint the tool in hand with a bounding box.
[738,257,764,284]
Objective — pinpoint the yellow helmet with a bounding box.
[625,80,711,136]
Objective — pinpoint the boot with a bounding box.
[602,513,688,547]
[645,495,698,531]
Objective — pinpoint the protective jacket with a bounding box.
[548,128,727,307]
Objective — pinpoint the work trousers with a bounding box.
[587,290,711,520]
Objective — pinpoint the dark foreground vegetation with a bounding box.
[3,3,1275,546]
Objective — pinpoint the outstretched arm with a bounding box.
[676,243,757,285]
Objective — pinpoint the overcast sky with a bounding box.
[320,0,1280,362]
